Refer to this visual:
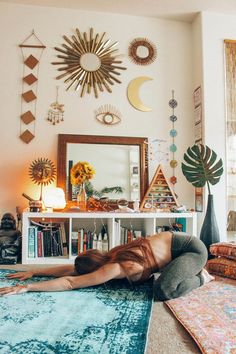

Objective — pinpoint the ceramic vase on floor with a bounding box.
[77,183,87,211]
[200,194,220,258]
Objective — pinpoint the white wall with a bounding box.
[199,12,236,240]
[0,2,194,218]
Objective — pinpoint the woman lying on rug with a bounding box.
[0,232,214,300]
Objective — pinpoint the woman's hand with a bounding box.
[0,284,28,296]
[7,271,34,280]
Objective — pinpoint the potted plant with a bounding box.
[181,144,223,255]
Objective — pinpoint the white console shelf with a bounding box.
[22,211,197,265]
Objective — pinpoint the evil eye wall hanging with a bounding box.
[95,104,121,125]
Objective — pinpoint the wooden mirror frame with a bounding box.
[57,134,149,202]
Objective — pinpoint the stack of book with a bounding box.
[28,220,68,258]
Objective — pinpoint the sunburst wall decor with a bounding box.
[52,27,127,98]
[128,38,157,66]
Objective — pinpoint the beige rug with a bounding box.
[147,301,200,354]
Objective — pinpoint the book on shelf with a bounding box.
[83,232,87,253]
[114,219,121,247]
[78,228,84,254]
[116,222,144,245]
[59,222,68,256]
[37,231,43,257]
[27,220,69,258]
[71,231,78,256]
[28,226,37,258]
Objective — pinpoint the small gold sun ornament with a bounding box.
[29,158,56,185]
[29,158,56,200]
[52,27,127,98]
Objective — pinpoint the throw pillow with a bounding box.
[210,242,236,260]
[207,257,236,280]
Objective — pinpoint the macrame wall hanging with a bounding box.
[19,30,46,143]
[168,90,178,189]
[47,86,65,125]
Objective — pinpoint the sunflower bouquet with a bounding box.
[70,161,95,186]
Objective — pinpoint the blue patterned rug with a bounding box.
[0,269,153,354]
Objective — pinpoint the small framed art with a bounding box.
[193,86,201,108]
[193,87,203,144]
[195,187,203,212]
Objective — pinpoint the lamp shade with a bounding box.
[43,187,66,210]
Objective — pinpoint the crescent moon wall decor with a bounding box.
[127,76,153,112]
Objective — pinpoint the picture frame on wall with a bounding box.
[193,86,201,108]
[194,120,202,144]
[193,86,204,212]
[193,87,203,145]
[195,187,203,212]
[194,104,202,125]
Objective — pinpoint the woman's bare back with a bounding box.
[119,231,173,282]
[148,231,173,270]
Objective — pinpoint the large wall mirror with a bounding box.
[57,134,149,203]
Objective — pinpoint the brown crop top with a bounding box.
[128,237,159,284]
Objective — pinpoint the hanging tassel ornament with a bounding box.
[169,90,178,188]
[47,86,64,125]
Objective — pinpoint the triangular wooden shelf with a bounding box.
[140,164,179,212]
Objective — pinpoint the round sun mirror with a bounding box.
[52,27,127,98]
[80,53,101,72]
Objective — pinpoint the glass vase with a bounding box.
[77,183,87,211]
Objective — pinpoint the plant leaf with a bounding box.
[181,144,223,192]
[186,146,201,162]
[183,153,200,167]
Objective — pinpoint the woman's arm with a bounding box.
[0,263,122,296]
[7,265,76,280]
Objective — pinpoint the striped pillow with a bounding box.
[210,242,236,260]
[207,257,236,280]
